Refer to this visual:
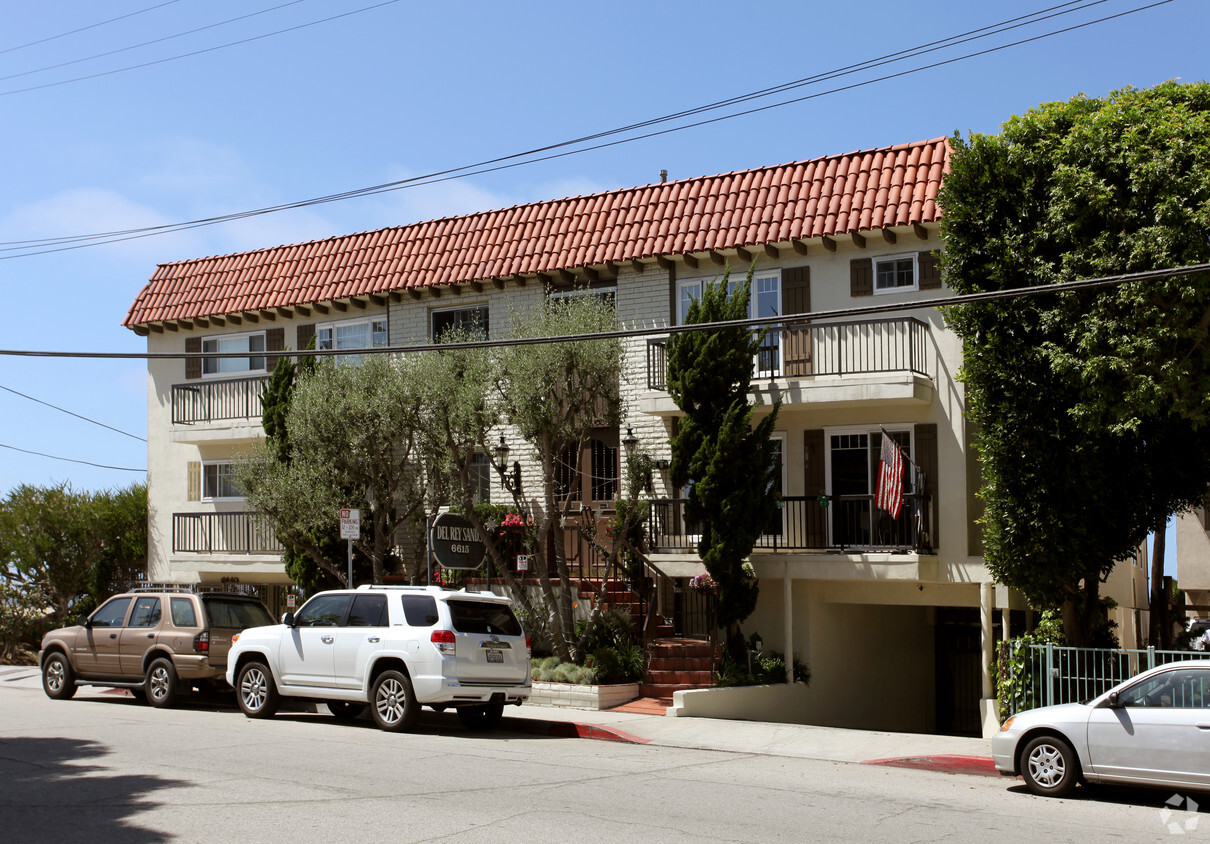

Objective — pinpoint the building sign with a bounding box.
[516,554,529,571]
[431,512,486,569]
[339,508,360,540]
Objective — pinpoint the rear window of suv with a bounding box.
[205,598,275,629]
[448,600,522,636]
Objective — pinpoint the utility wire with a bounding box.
[0,384,146,441]
[0,0,1170,259]
[0,263,1203,361]
[0,1,307,85]
[0,0,402,97]
[0,1,182,57]
[0,442,145,473]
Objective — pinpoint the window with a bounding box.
[874,255,918,293]
[678,270,782,373]
[202,332,265,376]
[470,452,492,504]
[400,594,439,627]
[170,598,197,628]
[90,597,132,628]
[347,594,388,627]
[448,599,523,635]
[825,427,914,547]
[432,305,488,342]
[129,597,162,628]
[203,462,242,500]
[293,594,351,627]
[316,316,388,364]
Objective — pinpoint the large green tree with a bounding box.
[940,81,1210,645]
[667,268,780,663]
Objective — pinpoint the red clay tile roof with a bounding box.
[123,137,949,328]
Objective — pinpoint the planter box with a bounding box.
[528,681,640,710]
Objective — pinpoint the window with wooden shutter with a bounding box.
[850,258,873,297]
[918,250,942,290]
[915,423,938,551]
[803,429,826,547]
[783,266,811,375]
[187,461,201,502]
[265,327,285,371]
[297,323,316,353]
[185,337,202,380]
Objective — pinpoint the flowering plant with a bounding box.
[500,512,528,528]
[690,572,718,593]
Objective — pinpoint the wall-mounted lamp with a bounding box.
[494,435,522,496]
[655,459,671,470]
[622,426,638,451]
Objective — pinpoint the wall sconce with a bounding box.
[494,435,522,496]
[622,426,638,451]
[655,459,670,470]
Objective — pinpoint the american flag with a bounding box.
[875,434,904,519]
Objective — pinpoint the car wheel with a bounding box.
[42,652,77,700]
[236,661,280,719]
[457,703,504,731]
[326,700,366,720]
[146,658,179,708]
[1021,734,1079,797]
[370,670,419,732]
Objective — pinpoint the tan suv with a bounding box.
[39,588,275,708]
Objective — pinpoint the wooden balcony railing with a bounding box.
[173,511,283,554]
[646,316,932,390]
[172,376,270,424]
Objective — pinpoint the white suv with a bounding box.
[226,585,531,732]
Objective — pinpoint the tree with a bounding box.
[667,268,780,663]
[238,353,429,586]
[0,481,148,658]
[940,82,1210,645]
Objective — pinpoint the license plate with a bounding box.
[486,650,503,663]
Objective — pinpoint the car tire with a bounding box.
[1021,734,1079,797]
[42,652,77,700]
[457,703,504,731]
[146,658,179,708]
[236,660,280,720]
[370,670,419,732]
[326,700,366,720]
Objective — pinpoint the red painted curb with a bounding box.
[862,755,1001,777]
[544,721,651,744]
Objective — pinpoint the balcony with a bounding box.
[645,316,934,397]
[646,493,930,554]
[172,376,270,425]
[173,512,283,555]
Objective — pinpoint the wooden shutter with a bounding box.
[265,327,285,371]
[783,266,812,376]
[296,323,316,353]
[965,421,985,556]
[850,258,872,297]
[918,250,942,290]
[187,461,201,502]
[915,423,938,551]
[185,337,202,380]
[804,429,827,547]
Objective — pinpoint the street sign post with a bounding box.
[340,508,360,585]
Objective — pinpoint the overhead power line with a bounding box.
[0,442,145,473]
[0,0,1171,260]
[0,1,182,57]
[0,263,1203,361]
[0,384,146,441]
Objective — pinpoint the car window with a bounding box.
[205,598,275,629]
[170,598,198,628]
[293,594,351,627]
[400,595,439,627]
[347,594,387,627]
[1119,668,1210,708]
[90,597,133,628]
[129,597,162,628]
[448,599,522,636]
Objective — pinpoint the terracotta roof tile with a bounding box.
[123,138,949,326]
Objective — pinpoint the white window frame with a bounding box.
[761,431,788,540]
[201,331,266,378]
[201,461,243,501]
[677,269,782,373]
[431,304,489,342]
[821,424,914,548]
[873,253,919,294]
[316,314,388,364]
[549,285,617,303]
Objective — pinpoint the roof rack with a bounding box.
[131,585,193,593]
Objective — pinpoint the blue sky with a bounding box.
[0,0,1201,570]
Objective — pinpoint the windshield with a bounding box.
[448,600,523,636]
[204,598,275,629]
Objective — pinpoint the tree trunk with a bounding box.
[1150,517,1168,649]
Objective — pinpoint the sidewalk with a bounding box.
[0,665,998,776]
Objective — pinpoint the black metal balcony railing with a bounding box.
[173,512,284,554]
[646,493,930,553]
[172,376,270,424]
[646,316,932,390]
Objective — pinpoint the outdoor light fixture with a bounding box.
[493,436,522,496]
[622,426,638,451]
[494,435,509,464]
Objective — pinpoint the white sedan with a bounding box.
[992,659,1210,796]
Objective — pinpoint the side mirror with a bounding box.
[76,615,90,628]
[281,611,295,627]
[1106,691,1121,708]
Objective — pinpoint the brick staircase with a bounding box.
[581,578,674,639]
[640,638,718,699]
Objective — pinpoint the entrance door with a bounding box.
[935,608,982,737]
[75,596,132,676]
